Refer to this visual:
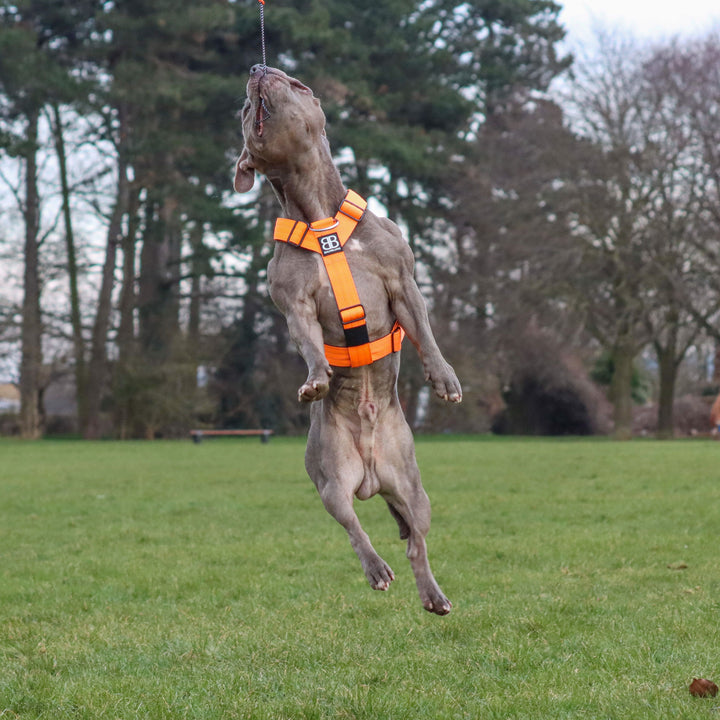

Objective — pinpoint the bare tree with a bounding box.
[560,31,718,437]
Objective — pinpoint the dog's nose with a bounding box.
[250,64,265,76]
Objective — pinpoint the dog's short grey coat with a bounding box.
[235,66,462,614]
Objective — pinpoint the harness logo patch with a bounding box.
[319,233,342,256]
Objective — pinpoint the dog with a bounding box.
[234,65,462,614]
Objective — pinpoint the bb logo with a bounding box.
[319,233,342,256]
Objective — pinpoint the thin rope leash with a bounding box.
[255,0,271,130]
[258,0,267,73]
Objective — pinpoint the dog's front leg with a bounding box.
[391,263,462,403]
[269,256,333,403]
[283,299,333,402]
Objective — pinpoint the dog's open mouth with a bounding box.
[255,96,271,137]
[247,68,311,138]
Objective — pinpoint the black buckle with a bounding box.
[344,324,370,348]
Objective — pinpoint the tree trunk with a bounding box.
[19,108,43,439]
[610,339,635,440]
[655,314,680,440]
[84,143,129,439]
[656,345,677,439]
[187,223,203,359]
[114,185,140,440]
[51,103,86,431]
[138,192,181,361]
[117,186,140,366]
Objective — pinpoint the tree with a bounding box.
[0,1,97,437]
[258,0,571,430]
[0,0,609,438]
[91,0,261,436]
[430,96,591,429]
[559,34,676,437]
[562,32,720,437]
[652,34,720,403]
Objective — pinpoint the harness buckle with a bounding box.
[338,304,366,327]
[287,220,309,247]
[338,193,366,222]
[391,323,404,353]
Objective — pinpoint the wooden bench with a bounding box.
[190,429,274,444]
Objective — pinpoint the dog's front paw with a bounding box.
[298,369,332,403]
[427,362,462,403]
[298,380,329,403]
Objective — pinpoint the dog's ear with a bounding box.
[233,147,255,193]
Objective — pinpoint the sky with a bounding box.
[559,0,720,44]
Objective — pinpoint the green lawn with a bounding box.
[1,436,719,719]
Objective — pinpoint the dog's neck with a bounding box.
[267,145,346,223]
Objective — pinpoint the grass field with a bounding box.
[1,436,720,719]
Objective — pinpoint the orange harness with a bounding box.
[273,190,405,367]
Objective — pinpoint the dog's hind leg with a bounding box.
[377,416,452,615]
[386,500,410,539]
[306,416,395,592]
[391,485,452,615]
[319,482,395,591]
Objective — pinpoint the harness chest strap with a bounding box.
[273,190,405,368]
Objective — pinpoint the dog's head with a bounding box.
[234,66,327,193]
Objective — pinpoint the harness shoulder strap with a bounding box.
[273,218,316,251]
[272,190,367,250]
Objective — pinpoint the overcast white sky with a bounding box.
[559,0,720,43]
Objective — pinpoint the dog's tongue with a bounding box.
[255,100,265,137]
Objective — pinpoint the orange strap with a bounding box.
[323,320,405,367]
[273,190,405,367]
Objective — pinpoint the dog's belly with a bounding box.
[327,367,388,500]
[356,395,380,500]
[354,369,380,500]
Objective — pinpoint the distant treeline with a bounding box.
[0,1,718,438]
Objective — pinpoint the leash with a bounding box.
[254,0,271,132]
[258,0,268,73]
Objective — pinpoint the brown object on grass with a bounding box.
[689,678,718,697]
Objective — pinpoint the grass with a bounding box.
[1,435,720,719]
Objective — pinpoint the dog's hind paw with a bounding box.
[422,594,452,616]
[419,582,452,615]
[364,557,395,591]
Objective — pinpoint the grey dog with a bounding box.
[234,65,462,614]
